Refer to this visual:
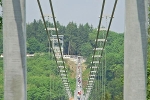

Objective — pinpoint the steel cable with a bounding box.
[86,0,118,99]
[37,1,64,99]
[48,0,72,97]
[85,0,106,98]
[37,0,58,66]
[37,0,71,98]
[48,0,66,71]
[91,0,106,65]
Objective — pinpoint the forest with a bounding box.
[0,20,124,99]
[0,19,149,100]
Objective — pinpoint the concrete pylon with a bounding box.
[3,0,26,100]
[124,0,148,100]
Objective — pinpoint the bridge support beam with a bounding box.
[3,0,26,100]
[124,0,148,100]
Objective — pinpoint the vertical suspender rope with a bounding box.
[96,65,98,100]
[98,64,100,100]
[102,58,104,99]
[47,17,52,100]
[95,71,97,100]
[102,29,105,100]
[101,40,103,99]
[104,27,106,100]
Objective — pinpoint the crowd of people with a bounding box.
[77,63,82,100]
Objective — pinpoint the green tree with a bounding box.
[27,53,68,100]
[0,31,2,53]
[26,20,48,53]
[65,22,78,55]
[79,42,92,57]
[27,37,41,54]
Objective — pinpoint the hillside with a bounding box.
[0,19,149,99]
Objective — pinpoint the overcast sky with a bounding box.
[26,0,125,33]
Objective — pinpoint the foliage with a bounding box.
[0,16,2,29]
[0,58,3,100]
[25,20,125,99]
[27,53,68,100]
[0,32,2,54]
[147,6,150,100]
[26,20,48,53]
[0,54,68,100]
[0,0,2,53]
[0,17,149,99]
[26,20,93,57]
[0,1,127,99]
[87,30,124,100]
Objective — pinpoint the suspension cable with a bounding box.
[91,0,106,65]
[85,0,106,98]
[98,0,118,66]
[101,0,118,55]
[86,0,118,99]
[48,0,69,77]
[48,0,72,97]
[37,0,70,98]
[37,1,62,99]
[37,0,58,68]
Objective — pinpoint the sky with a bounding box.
[26,0,125,33]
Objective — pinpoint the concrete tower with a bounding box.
[124,0,148,100]
[3,0,26,100]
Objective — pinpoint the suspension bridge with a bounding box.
[2,0,148,100]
